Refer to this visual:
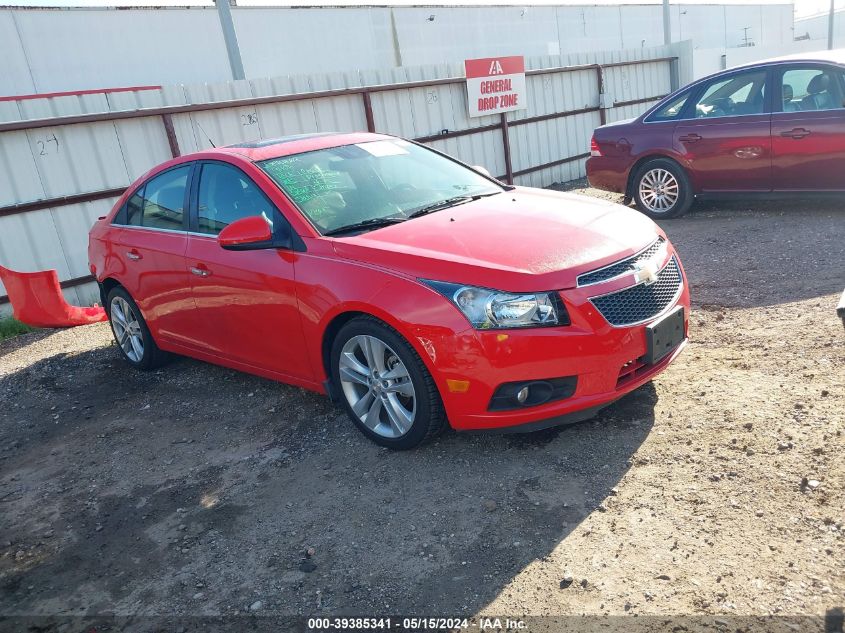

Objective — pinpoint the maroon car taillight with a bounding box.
[590,136,602,157]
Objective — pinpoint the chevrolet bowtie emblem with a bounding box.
[633,259,659,286]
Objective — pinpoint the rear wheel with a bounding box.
[106,287,169,370]
[331,316,446,449]
[632,159,693,219]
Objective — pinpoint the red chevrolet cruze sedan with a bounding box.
[587,50,845,218]
[89,133,689,448]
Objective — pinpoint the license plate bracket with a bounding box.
[644,306,685,364]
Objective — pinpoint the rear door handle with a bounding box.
[125,250,141,261]
[190,265,211,277]
[780,128,810,139]
[679,133,702,142]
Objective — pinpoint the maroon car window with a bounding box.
[197,163,275,235]
[781,68,844,112]
[649,90,692,121]
[693,70,767,118]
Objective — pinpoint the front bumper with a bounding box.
[435,251,690,431]
[453,338,687,432]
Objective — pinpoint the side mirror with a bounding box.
[218,216,274,251]
[471,165,492,178]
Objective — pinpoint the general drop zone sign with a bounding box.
[465,56,527,118]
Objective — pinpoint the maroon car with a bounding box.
[587,50,845,218]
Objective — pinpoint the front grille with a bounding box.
[591,257,682,327]
[577,237,666,287]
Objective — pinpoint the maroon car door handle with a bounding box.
[125,250,141,261]
[780,128,810,139]
[190,265,211,278]
[678,133,702,142]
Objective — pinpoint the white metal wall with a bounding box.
[0,46,675,311]
[0,3,790,96]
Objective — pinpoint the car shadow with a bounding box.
[0,340,658,618]
[658,199,845,310]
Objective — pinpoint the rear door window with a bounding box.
[124,191,144,226]
[120,166,191,230]
[780,67,845,112]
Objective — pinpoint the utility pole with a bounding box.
[742,27,752,47]
[663,0,671,45]
[215,0,245,81]
[829,0,836,50]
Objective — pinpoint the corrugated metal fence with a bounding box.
[0,45,678,311]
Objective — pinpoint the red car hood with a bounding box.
[331,188,659,292]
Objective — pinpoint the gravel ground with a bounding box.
[0,184,843,630]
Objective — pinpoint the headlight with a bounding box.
[423,280,569,329]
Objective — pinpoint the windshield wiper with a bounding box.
[323,216,406,237]
[407,191,502,219]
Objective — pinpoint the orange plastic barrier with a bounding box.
[0,265,107,328]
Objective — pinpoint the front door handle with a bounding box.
[190,266,211,278]
[780,128,810,139]
[678,133,702,143]
[126,250,141,261]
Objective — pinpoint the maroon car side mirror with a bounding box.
[218,215,274,251]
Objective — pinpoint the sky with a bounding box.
[0,0,836,19]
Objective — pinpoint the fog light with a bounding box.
[488,376,577,412]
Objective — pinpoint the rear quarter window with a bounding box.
[646,90,692,122]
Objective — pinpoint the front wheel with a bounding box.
[632,159,693,219]
[331,317,446,449]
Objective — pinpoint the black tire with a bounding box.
[330,316,446,449]
[106,286,170,370]
[632,158,693,219]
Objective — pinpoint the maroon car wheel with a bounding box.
[632,159,694,219]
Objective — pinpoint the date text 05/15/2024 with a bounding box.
[307,617,527,630]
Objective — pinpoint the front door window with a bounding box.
[693,70,767,118]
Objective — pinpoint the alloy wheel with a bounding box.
[638,168,680,214]
[338,335,416,438]
[110,296,145,363]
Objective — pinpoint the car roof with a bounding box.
[730,48,845,72]
[666,47,845,97]
[207,131,396,162]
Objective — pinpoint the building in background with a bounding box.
[1,1,798,95]
[794,5,844,47]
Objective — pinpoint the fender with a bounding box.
[295,253,478,402]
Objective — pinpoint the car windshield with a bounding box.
[258,139,502,235]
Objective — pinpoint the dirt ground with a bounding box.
[1,184,843,630]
